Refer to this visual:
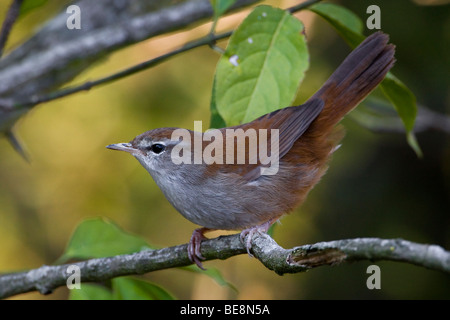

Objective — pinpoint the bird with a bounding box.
[107,32,396,269]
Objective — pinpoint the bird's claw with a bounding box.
[188,228,210,270]
[239,219,275,257]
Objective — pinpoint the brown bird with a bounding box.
[107,32,396,269]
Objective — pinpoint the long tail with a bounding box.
[310,32,396,130]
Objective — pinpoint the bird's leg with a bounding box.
[239,219,276,257]
[188,227,214,270]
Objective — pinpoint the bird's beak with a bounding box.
[106,142,138,155]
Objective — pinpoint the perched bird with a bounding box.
[107,32,395,269]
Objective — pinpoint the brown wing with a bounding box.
[262,99,324,160]
[213,98,324,182]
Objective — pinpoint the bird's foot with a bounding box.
[188,227,212,270]
[239,219,275,257]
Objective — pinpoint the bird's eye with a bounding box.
[149,143,165,154]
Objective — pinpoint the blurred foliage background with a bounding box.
[0,0,449,299]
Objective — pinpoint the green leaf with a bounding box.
[209,76,227,128]
[210,0,237,20]
[380,74,416,132]
[112,277,175,300]
[19,0,48,18]
[182,265,237,292]
[267,223,276,237]
[380,74,422,157]
[69,284,113,300]
[58,217,153,262]
[309,3,365,47]
[69,277,175,300]
[61,218,234,298]
[309,3,421,156]
[406,131,422,158]
[215,5,309,126]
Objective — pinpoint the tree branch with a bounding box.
[0,234,448,299]
[0,0,262,131]
[0,0,323,114]
[6,30,233,111]
[0,0,260,98]
[0,0,23,57]
[0,0,323,158]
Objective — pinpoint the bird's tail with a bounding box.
[310,32,396,130]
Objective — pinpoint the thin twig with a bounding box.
[287,0,321,13]
[0,234,448,298]
[9,30,232,111]
[350,103,450,135]
[0,0,23,57]
[7,0,322,111]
